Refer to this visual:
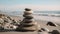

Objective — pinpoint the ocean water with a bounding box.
[34,11,60,17]
[34,11,60,14]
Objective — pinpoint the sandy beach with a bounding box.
[0,15,60,34]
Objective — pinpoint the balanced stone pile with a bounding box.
[17,8,40,32]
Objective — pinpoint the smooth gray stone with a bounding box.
[24,13,32,15]
[0,18,4,24]
[19,26,37,31]
[24,11,32,13]
[46,21,58,27]
[23,20,33,23]
[23,15,33,19]
[51,30,60,34]
[25,8,31,11]
[41,28,49,32]
[21,22,37,26]
[23,19,34,23]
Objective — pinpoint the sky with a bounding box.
[0,0,60,11]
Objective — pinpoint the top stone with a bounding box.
[24,8,33,14]
[25,8,31,11]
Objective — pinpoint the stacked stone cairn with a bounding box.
[17,8,40,32]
